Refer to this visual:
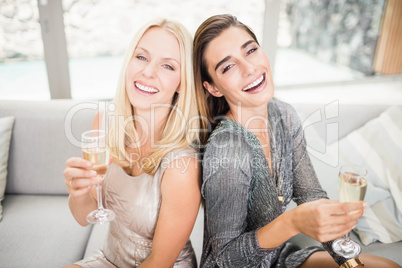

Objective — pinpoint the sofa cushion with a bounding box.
[0,116,14,221]
[0,100,97,195]
[291,101,393,143]
[0,195,93,267]
[327,106,402,245]
[83,221,109,258]
[338,106,402,245]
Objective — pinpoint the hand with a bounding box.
[291,199,366,243]
[63,157,102,198]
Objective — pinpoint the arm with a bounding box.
[282,103,364,265]
[139,156,201,267]
[65,158,100,226]
[203,128,365,267]
[202,131,275,267]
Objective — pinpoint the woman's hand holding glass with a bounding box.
[290,198,365,243]
[64,130,115,225]
[63,156,105,226]
[64,157,103,198]
[332,165,368,258]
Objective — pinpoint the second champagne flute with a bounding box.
[82,130,115,224]
[332,165,367,258]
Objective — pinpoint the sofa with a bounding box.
[0,99,400,267]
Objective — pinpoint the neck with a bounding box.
[228,103,268,133]
[133,106,170,147]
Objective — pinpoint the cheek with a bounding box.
[163,72,181,92]
[219,73,239,92]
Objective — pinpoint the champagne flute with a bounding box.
[332,165,367,258]
[82,130,115,224]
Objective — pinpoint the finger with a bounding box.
[92,165,108,176]
[326,223,357,240]
[323,209,364,228]
[109,157,113,165]
[69,177,102,189]
[314,220,359,242]
[344,201,367,211]
[64,168,97,180]
[66,157,93,169]
[329,201,367,215]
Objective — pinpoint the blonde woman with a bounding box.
[63,18,201,267]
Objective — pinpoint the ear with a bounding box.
[203,81,223,98]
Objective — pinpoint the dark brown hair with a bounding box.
[193,14,259,144]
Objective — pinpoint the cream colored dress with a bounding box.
[75,149,198,268]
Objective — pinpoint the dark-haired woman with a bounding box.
[193,14,399,268]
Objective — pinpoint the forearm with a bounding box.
[68,191,97,226]
[256,210,299,249]
[213,230,275,267]
[137,254,174,268]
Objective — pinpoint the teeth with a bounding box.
[243,74,264,91]
[135,82,159,93]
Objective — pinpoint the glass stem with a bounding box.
[341,232,354,251]
[96,183,104,210]
[344,232,351,242]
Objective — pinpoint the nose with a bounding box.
[142,62,157,78]
[240,59,256,78]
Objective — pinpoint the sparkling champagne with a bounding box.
[81,129,115,224]
[333,165,367,258]
[338,172,367,202]
[82,146,110,178]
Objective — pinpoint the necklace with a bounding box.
[267,119,283,205]
[228,111,283,204]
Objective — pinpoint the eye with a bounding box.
[163,64,174,71]
[222,64,234,74]
[246,47,258,56]
[136,55,147,61]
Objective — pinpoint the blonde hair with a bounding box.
[109,18,200,174]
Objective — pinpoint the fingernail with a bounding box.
[89,171,97,176]
[363,202,368,207]
[87,161,93,167]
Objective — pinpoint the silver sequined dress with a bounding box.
[200,99,348,267]
[75,149,198,268]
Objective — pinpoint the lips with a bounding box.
[242,73,265,92]
[134,81,159,94]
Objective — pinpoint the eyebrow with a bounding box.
[135,46,180,65]
[214,40,256,71]
[215,56,231,71]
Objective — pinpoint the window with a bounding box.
[0,0,50,100]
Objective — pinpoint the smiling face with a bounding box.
[126,27,181,111]
[203,26,274,112]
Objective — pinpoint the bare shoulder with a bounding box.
[161,156,201,190]
[164,156,200,179]
[90,111,104,130]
